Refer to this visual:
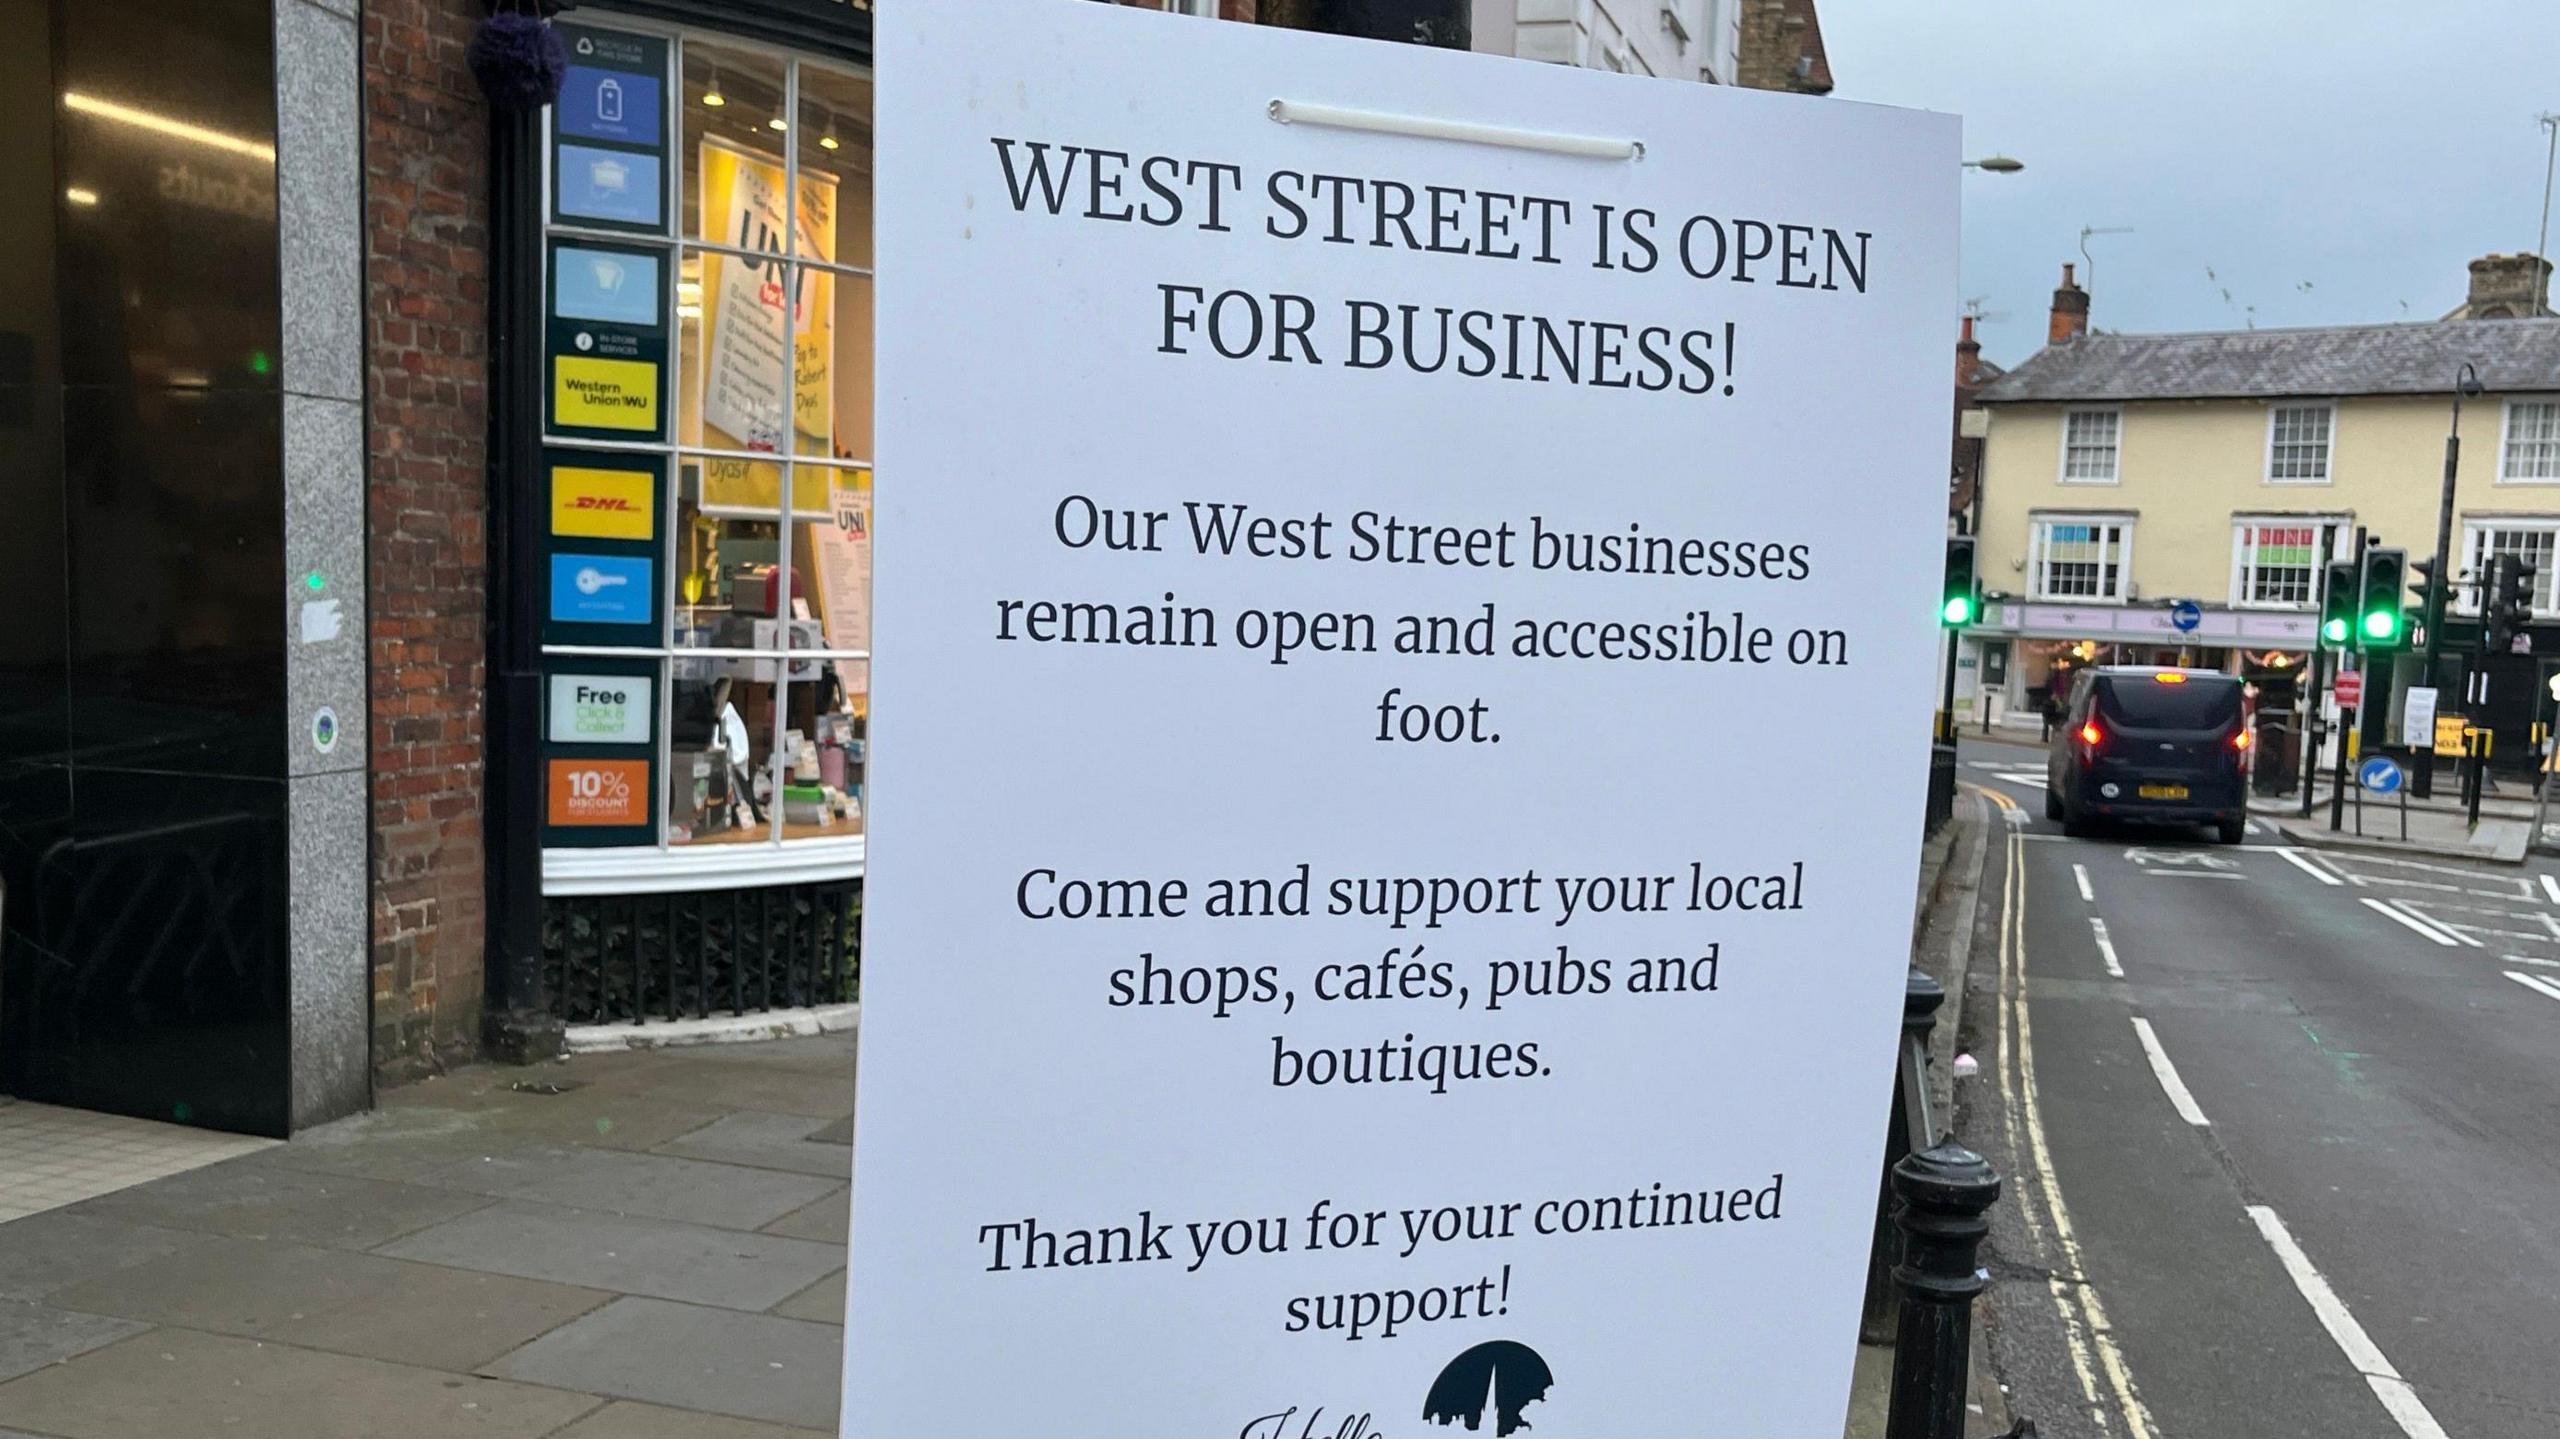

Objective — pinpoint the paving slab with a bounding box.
[418,1147,839,1231]
[379,1202,843,1312]
[760,1189,848,1244]
[655,1112,852,1180]
[484,1297,841,1430]
[601,1061,850,1120]
[0,1210,214,1302]
[69,1163,492,1250]
[548,1400,830,1438]
[770,1270,844,1324]
[47,1237,611,1371]
[0,1300,146,1384]
[0,1328,603,1439]
[804,1115,853,1146]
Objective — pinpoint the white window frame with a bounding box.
[2460,519,2560,615]
[2028,514,2135,602]
[2499,396,2560,484]
[2263,402,2334,484]
[2228,516,2344,610]
[536,15,875,892]
[2057,407,2121,485]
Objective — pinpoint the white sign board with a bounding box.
[850,5,1957,1435]
[545,672,652,746]
[2403,685,2437,750]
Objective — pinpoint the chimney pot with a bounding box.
[2462,251,2552,319]
[2049,262,2090,346]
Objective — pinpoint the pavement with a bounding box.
[1952,732,2560,1439]
[0,777,2019,1439]
[0,1035,855,1438]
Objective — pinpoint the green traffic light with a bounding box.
[1942,596,1974,626]
[2322,617,2350,644]
[2362,610,2398,640]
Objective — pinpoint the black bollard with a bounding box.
[1884,1142,2002,1439]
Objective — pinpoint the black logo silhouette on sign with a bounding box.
[1423,1340,1553,1436]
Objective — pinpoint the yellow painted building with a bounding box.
[1961,258,2560,730]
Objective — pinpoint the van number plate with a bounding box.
[2138,783,2190,800]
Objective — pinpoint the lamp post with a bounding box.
[1962,155,2025,173]
[2415,361,2486,798]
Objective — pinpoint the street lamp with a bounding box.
[1962,155,2025,173]
[2414,360,2486,797]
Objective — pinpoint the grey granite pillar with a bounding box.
[276,0,371,1128]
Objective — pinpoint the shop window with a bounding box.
[2502,398,2560,483]
[2264,404,2331,483]
[2029,517,2130,601]
[2461,522,2560,614]
[2231,519,2335,608]
[540,14,873,878]
[2058,408,2118,483]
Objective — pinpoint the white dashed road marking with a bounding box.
[2130,1018,2208,1126]
[2505,970,2560,1004]
[2247,1206,2453,1439]
[2273,848,2342,886]
[2090,917,2123,978]
[2541,873,2560,906]
[2360,897,2461,947]
[2073,863,2094,902]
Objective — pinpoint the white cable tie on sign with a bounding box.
[1267,98,1644,161]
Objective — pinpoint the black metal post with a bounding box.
[2330,704,2353,831]
[1862,969,1944,1343]
[2301,565,2331,817]
[2417,365,2481,799]
[1885,1142,2002,1439]
[1941,628,1962,742]
[477,20,566,1064]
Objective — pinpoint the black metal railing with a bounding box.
[541,878,861,1026]
[1859,965,2032,1439]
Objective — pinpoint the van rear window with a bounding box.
[2096,677,2242,729]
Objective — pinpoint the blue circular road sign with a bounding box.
[2169,599,2203,633]
[2358,756,2404,794]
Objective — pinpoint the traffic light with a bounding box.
[2320,559,2359,648]
[2488,552,2537,654]
[2358,547,2407,650]
[1941,536,1978,627]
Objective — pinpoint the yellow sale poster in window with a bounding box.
[696,137,838,514]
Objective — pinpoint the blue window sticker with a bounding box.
[559,65,662,147]
[557,144,663,228]
[555,246,661,327]
[551,553,654,625]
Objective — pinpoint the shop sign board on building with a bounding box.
[849,4,1957,1435]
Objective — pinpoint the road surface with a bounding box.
[1951,734,2560,1439]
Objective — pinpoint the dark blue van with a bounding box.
[2045,667,2251,843]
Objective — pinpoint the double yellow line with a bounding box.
[1976,784,2160,1437]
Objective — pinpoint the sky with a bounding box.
[1816,1,2560,367]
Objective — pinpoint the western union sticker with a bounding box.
[552,466,655,540]
[555,356,659,431]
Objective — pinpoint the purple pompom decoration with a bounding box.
[468,10,568,111]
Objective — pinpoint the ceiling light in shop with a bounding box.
[64,186,99,206]
[702,69,727,107]
[63,92,277,162]
[819,131,840,151]
[767,117,788,132]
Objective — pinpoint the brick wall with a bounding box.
[364,0,490,1082]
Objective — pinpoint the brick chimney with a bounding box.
[2048,263,2089,345]
[1956,315,1983,387]
[2461,252,2553,318]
